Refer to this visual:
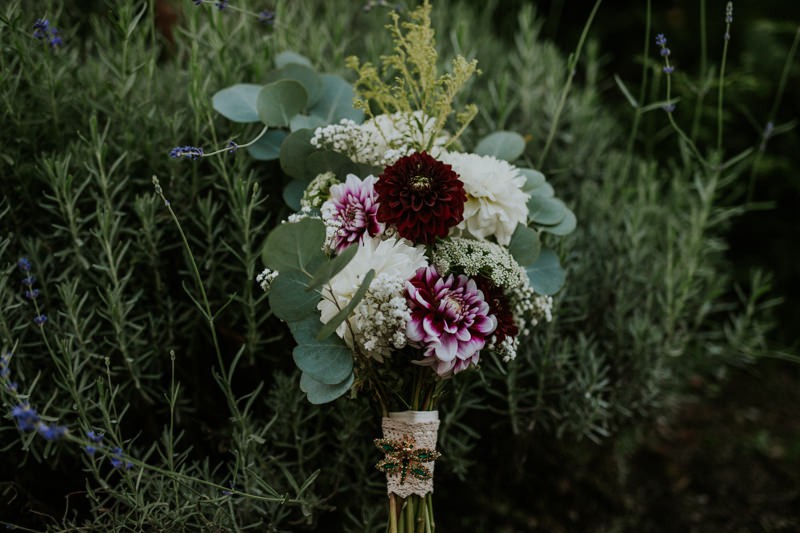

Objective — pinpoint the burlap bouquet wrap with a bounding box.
[380,410,440,498]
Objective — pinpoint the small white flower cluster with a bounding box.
[311,119,395,166]
[286,206,319,223]
[320,211,342,254]
[432,238,526,290]
[510,281,554,335]
[310,112,449,168]
[301,171,340,210]
[349,273,412,362]
[489,334,519,363]
[256,268,279,292]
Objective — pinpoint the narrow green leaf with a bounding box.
[316,269,375,341]
[257,80,308,127]
[212,84,262,123]
[300,371,354,404]
[508,224,541,266]
[614,74,638,108]
[306,244,358,291]
[474,131,526,161]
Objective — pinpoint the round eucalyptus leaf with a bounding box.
[282,179,306,211]
[306,150,359,180]
[247,129,288,161]
[300,371,354,404]
[257,80,308,127]
[279,129,315,179]
[290,114,326,132]
[266,64,322,107]
[261,217,325,272]
[519,168,546,193]
[275,50,313,69]
[268,270,319,322]
[525,249,566,295]
[528,181,555,198]
[528,196,567,226]
[540,207,576,236]
[309,74,364,124]
[508,224,541,266]
[474,131,526,161]
[290,315,353,384]
[212,84,262,123]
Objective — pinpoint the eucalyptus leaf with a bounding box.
[289,314,353,384]
[290,114,326,132]
[527,196,567,226]
[280,129,315,179]
[268,270,319,321]
[519,168,546,193]
[316,269,375,341]
[275,50,313,69]
[525,249,566,295]
[247,129,287,161]
[306,244,358,291]
[266,64,322,107]
[528,181,554,198]
[282,179,306,211]
[300,371,354,404]
[309,74,364,123]
[261,217,326,272]
[257,80,308,127]
[474,131,526,161]
[540,207,576,236]
[212,84,262,123]
[306,150,359,180]
[508,224,541,266]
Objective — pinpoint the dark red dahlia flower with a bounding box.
[375,152,466,245]
[475,276,519,345]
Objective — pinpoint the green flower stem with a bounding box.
[202,125,270,157]
[623,0,651,179]
[716,14,732,154]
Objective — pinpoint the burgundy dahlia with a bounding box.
[475,276,519,345]
[405,266,497,377]
[375,152,466,245]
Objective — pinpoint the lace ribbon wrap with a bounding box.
[379,410,440,498]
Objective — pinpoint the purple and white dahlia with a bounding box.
[321,174,383,253]
[405,266,497,377]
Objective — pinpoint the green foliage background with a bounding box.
[0,0,789,530]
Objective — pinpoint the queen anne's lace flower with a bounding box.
[318,236,428,346]
[432,238,527,290]
[405,266,497,377]
[439,152,529,245]
[321,174,383,253]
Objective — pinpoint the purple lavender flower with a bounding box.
[25,289,40,300]
[321,175,384,253]
[21,275,36,287]
[169,145,204,160]
[37,423,67,440]
[258,10,275,25]
[215,0,229,10]
[227,140,238,154]
[33,314,48,326]
[405,266,497,377]
[11,403,40,431]
[17,258,31,272]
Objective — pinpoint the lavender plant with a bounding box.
[0,0,781,530]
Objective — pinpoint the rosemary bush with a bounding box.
[1,0,777,530]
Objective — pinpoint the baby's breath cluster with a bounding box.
[432,238,527,290]
[256,268,279,292]
[349,273,412,361]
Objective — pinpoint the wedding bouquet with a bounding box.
[204,2,574,530]
[255,5,573,530]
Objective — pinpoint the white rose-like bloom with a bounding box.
[439,152,529,245]
[317,236,428,348]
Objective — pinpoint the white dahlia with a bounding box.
[317,236,428,352]
[439,152,529,245]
